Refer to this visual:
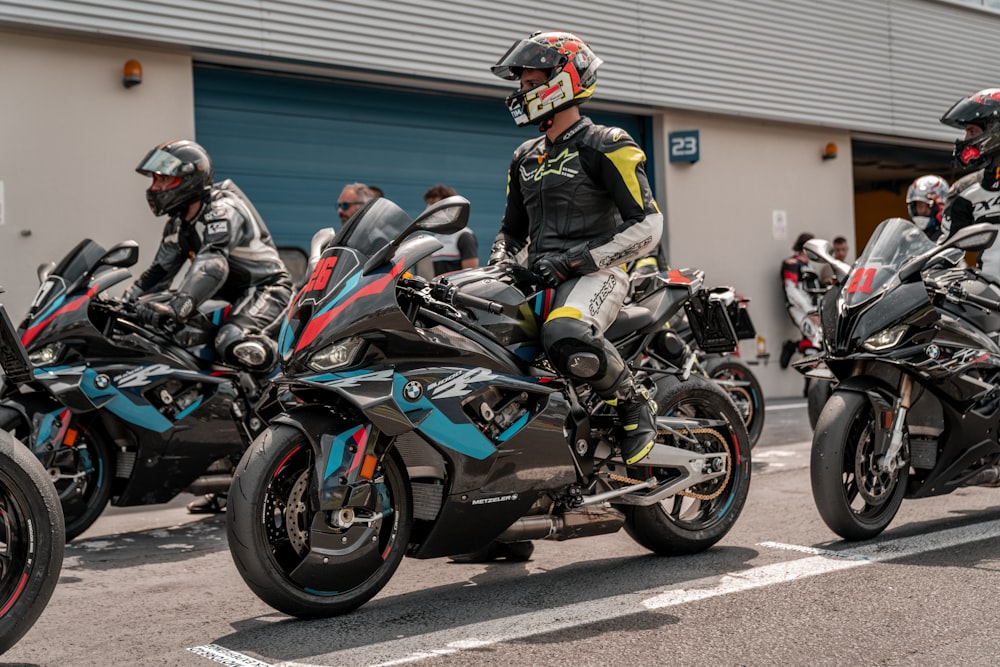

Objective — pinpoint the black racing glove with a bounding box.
[533,245,597,288]
[135,293,195,331]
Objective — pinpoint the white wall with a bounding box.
[658,112,855,398]
[0,30,194,319]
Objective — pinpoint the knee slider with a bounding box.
[542,317,607,381]
[215,324,276,370]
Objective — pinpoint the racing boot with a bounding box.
[608,376,657,465]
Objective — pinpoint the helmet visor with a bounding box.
[491,39,566,80]
[940,91,1000,129]
[136,149,184,176]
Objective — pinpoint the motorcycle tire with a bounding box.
[701,355,765,448]
[811,390,906,541]
[807,378,833,431]
[0,430,65,655]
[227,425,412,619]
[624,374,752,555]
[0,409,113,542]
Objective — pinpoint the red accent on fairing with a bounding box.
[294,260,407,352]
[22,286,99,347]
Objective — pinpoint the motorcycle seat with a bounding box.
[606,306,653,340]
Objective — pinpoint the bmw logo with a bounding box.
[925,344,940,360]
[94,374,111,389]
[403,381,423,401]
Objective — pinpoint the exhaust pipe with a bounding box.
[965,466,1000,488]
[184,474,233,495]
[495,506,625,542]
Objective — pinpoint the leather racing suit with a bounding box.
[492,116,663,398]
[941,168,1000,282]
[129,179,293,367]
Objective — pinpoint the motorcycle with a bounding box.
[0,239,274,540]
[0,291,64,654]
[795,218,1000,540]
[651,288,766,448]
[226,195,751,618]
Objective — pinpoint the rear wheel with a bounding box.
[811,390,906,540]
[227,425,412,618]
[0,408,112,542]
[0,430,65,654]
[702,355,765,448]
[625,375,751,555]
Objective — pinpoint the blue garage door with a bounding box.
[194,65,653,261]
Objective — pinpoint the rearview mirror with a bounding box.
[412,195,470,234]
[946,222,998,252]
[99,241,140,268]
[802,238,851,283]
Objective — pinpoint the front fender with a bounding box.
[0,392,63,432]
[271,406,386,512]
[827,376,897,456]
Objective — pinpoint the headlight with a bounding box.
[308,337,364,372]
[863,325,908,351]
[28,342,64,365]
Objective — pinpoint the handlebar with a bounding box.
[946,283,1000,312]
[429,282,503,315]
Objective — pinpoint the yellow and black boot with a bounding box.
[608,378,657,465]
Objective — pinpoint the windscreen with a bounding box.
[841,218,936,307]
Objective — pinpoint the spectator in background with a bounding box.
[368,185,385,198]
[308,182,378,275]
[337,182,376,225]
[424,184,479,275]
[832,236,849,262]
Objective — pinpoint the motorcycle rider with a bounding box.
[906,174,949,241]
[779,232,824,369]
[489,31,664,467]
[939,89,1000,281]
[129,140,294,513]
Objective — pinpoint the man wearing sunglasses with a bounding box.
[337,182,377,224]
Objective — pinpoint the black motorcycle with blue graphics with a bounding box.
[795,218,1000,540]
[0,239,271,541]
[0,292,64,655]
[226,195,751,618]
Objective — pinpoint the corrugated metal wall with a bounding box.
[1,0,999,141]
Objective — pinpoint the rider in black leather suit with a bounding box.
[940,89,1000,282]
[129,140,293,372]
[489,31,664,467]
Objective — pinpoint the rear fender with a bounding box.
[271,406,389,512]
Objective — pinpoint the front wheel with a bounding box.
[0,409,112,542]
[701,355,765,448]
[0,430,65,655]
[624,375,752,555]
[227,425,412,618]
[811,390,906,540]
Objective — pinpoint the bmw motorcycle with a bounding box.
[795,218,1000,540]
[648,288,765,448]
[0,239,273,541]
[0,291,64,655]
[226,195,751,618]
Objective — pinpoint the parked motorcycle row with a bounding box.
[7,194,1000,640]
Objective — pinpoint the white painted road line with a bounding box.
[188,519,1000,667]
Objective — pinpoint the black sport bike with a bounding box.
[0,292,64,654]
[226,195,751,618]
[796,218,1000,540]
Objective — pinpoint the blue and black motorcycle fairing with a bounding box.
[0,238,273,541]
[227,195,751,618]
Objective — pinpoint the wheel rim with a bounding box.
[263,444,401,594]
[648,394,742,531]
[0,468,35,616]
[842,410,901,517]
[39,426,105,523]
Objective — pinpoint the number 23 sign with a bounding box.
[668,130,699,163]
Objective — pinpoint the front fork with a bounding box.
[316,422,382,515]
[876,374,913,474]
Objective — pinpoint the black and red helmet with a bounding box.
[136,139,213,217]
[491,31,603,129]
[940,88,1000,171]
